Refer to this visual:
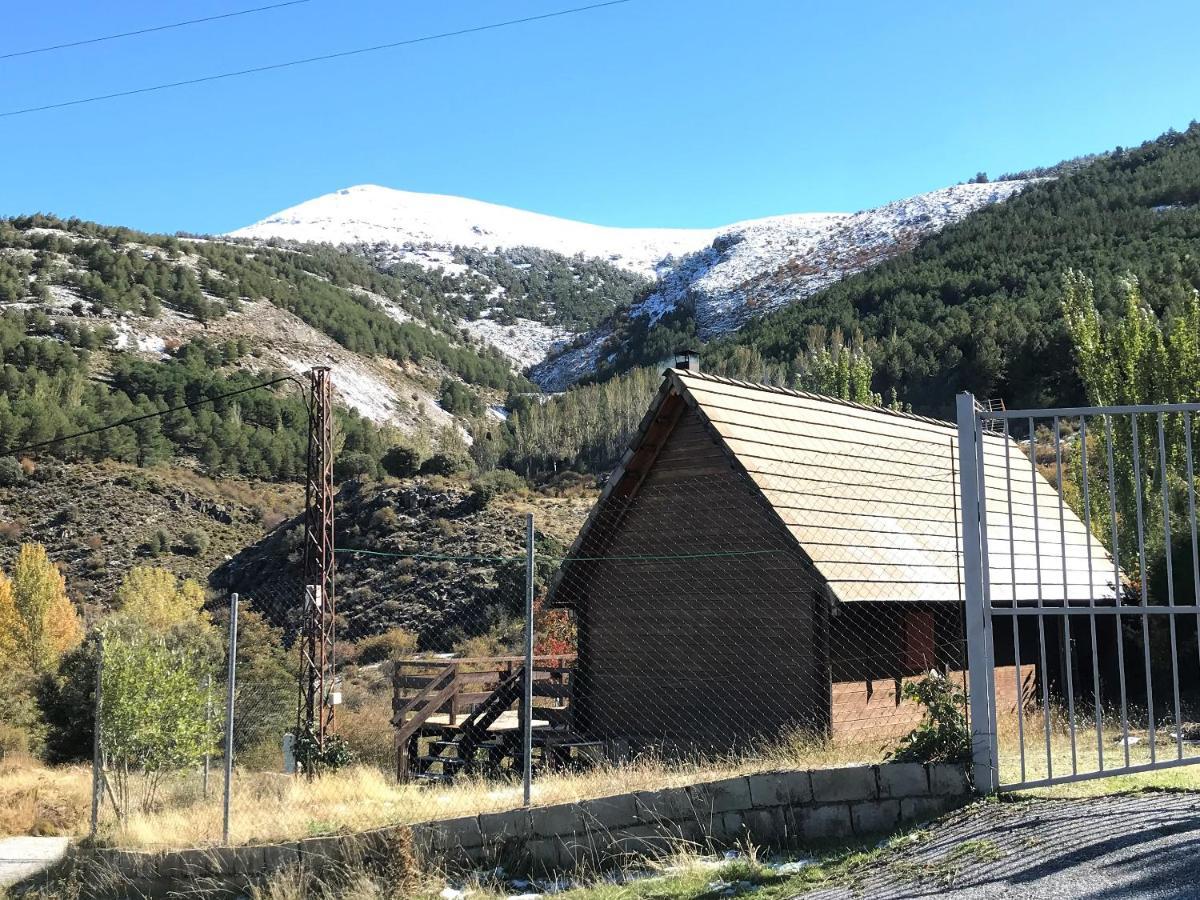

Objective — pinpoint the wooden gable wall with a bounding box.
[570,398,830,749]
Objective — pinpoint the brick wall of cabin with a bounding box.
[831,664,1035,741]
[827,603,966,683]
[572,405,828,749]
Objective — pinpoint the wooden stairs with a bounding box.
[392,655,597,783]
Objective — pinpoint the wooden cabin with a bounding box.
[546,366,1119,751]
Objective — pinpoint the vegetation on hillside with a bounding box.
[503,329,889,475]
[356,243,652,332]
[588,124,1200,418]
[1,215,528,392]
[1060,270,1199,572]
[451,246,651,329]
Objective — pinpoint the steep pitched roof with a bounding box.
[554,369,1119,606]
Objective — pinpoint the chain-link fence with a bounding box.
[83,389,1022,849]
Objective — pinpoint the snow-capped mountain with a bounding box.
[229,185,733,278]
[229,180,1035,384]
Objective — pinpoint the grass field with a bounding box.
[995,706,1200,797]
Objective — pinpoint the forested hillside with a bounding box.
[701,125,1200,416]
[357,244,651,332]
[581,125,1200,418]
[0,215,544,479]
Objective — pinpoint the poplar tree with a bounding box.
[0,543,83,673]
[1061,271,1200,567]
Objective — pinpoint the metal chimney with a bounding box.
[674,348,701,372]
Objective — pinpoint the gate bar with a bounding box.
[987,401,1200,419]
[1104,415,1132,767]
[1053,416,1078,775]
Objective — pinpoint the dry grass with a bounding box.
[0,756,90,837]
[0,728,893,850]
[16,705,1200,852]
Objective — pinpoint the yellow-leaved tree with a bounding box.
[113,566,211,635]
[0,542,83,673]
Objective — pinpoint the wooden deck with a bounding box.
[391,654,586,782]
[420,710,550,732]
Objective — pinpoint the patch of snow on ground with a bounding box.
[282,356,401,426]
[527,327,612,393]
[111,318,168,356]
[636,181,1036,338]
[459,315,575,368]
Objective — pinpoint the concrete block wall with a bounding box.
[75,762,972,889]
[417,761,971,873]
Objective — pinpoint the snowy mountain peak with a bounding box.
[229,184,758,277]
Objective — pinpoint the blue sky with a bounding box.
[2,0,1199,235]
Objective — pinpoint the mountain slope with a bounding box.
[0,215,533,479]
[701,125,1200,417]
[231,182,1032,386]
[531,181,1032,389]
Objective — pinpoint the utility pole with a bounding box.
[298,367,336,754]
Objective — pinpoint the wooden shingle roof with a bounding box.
[671,369,1118,605]
[550,368,1120,608]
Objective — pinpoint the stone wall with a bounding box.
[418,761,971,873]
[72,762,972,891]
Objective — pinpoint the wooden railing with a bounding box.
[392,654,575,729]
[392,655,576,781]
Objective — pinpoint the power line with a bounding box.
[0,0,634,119]
[0,373,304,458]
[0,1,313,62]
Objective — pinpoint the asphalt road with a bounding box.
[803,792,1200,899]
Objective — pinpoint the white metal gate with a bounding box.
[957,393,1200,791]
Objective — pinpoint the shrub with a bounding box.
[334,451,379,482]
[369,507,398,531]
[180,529,210,556]
[0,723,31,758]
[467,469,526,510]
[291,728,355,775]
[37,643,97,764]
[143,529,170,557]
[889,671,970,764]
[354,628,418,666]
[381,445,421,478]
[420,452,468,477]
[0,457,23,487]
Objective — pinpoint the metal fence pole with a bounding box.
[523,514,535,806]
[222,592,239,845]
[203,675,212,800]
[90,632,104,839]
[956,391,999,793]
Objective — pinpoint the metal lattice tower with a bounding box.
[298,366,336,748]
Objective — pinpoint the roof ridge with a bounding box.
[668,368,956,430]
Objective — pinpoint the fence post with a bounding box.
[956,392,999,793]
[90,632,104,840]
[222,592,239,845]
[203,676,212,800]
[523,513,535,806]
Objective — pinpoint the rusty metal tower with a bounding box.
[298,366,336,749]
